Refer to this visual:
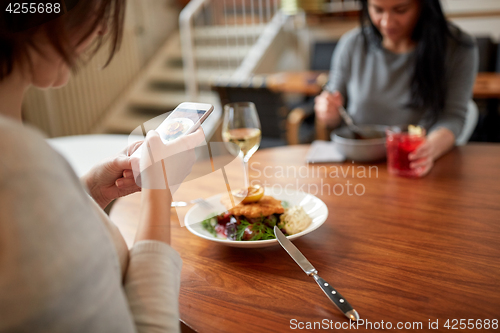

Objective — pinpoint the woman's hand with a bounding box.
[408,139,435,177]
[131,128,206,192]
[314,91,344,128]
[133,128,206,245]
[81,140,143,209]
[408,127,456,177]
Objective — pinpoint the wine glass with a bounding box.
[222,102,262,177]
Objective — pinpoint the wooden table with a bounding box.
[473,73,500,99]
[110,144,500,332]
[266,71,327,96]
[265,71,500,99]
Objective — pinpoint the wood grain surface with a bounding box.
[265,71,500,99]
[110,144,500,332]
[266,71,325,96]
[473,73,500,99]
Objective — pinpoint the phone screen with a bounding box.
[158,108,207,142]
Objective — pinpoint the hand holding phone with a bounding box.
[133,128,205,191]
[131,102,213,159]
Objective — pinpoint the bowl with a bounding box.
[331,125,388,162]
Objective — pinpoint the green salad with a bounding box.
[201,201,291,241]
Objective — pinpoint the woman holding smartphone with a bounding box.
[315,0,478,177]
[0,1,202,332]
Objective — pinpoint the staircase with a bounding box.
[99,6,279,139]
[99,31,220,137]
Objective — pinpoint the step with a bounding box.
[97,29,227,138]
[193,24,266,40]
[196,45,251,60]
[128,90,219,111]
[143,32,181,73]
[149,68,235,86]
[194,37,257,49]
[103,92,222,138]
[162,55,242,71]
[104,108,168,134]
[147,80,186,92]
[168,45,251,63]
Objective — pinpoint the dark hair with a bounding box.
[0,0,125,81]
[360,0,473,120]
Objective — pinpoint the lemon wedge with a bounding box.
[233,185,264,204]
[408,125,423,136]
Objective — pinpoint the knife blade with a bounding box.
[274,226,360,322]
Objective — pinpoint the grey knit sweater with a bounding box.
[325,26,479,138]
[0,115,182,333]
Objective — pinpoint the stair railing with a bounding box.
[180,0,282,101]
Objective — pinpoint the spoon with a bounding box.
[339,105,380,140]
[339,105,369,139]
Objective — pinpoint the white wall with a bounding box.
[450,16,500,42]
[442,0,500,14]
[303,14,500,50]
[130,0,181,65]
[23,0,181,137]
[441,0,500,41]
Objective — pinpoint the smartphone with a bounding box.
[131,102,214,158]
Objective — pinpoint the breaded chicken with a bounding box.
[221,195,285,218]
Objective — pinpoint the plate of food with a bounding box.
[184,186,328,248]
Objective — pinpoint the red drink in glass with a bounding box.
[386,125,426,177]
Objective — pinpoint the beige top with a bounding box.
[0,115,182,333]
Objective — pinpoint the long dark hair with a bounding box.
[0,0,125,81]
[360,0,473,120]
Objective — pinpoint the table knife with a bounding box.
[274,226,360,321]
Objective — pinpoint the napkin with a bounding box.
[306,140,345,163]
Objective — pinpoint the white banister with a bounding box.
[231,11,286,80]
[179,0,288,100]
[179,0,207,101]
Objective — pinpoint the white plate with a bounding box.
[184,187,328,248]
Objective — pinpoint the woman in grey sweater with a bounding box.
[0,1,202,332]
[315,0,478,176]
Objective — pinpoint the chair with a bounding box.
[211,82,288,148]
[310,41,338,71]
[471,37,500,142]
[286,103,328,144]
[286,40,339,145]
[476,37,497,72]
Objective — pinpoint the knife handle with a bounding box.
[312,274,354,315]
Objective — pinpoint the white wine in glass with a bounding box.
[222,128,261,157]
[222,102,262,175]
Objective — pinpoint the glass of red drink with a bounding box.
[386,125,426,177]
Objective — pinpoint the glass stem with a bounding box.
[243,158,250,187]
[242,152,250,186]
